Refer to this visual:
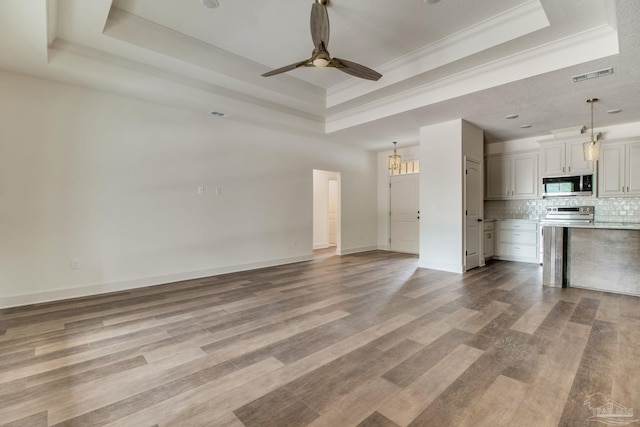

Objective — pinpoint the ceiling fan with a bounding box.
[261,0,382,81]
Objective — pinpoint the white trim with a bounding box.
[339,245,378,255]
[328,0,549,106]
[326,24,618,133]
[417,260,464,274]
[0,254,312,309]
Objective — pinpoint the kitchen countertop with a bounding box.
[540,222,640,230]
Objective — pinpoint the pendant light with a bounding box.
[583,98,600,161]
[388,141,402,173]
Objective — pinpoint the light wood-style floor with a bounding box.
[1,251,639,427]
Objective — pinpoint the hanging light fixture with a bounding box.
[388,141,402,173]
[583,98,601,161]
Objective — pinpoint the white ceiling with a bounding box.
[0,0,639,151]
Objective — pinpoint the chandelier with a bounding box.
[388,141,402,172]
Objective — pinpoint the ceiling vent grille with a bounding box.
[572,67,613,82]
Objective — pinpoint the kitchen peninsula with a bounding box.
[542,221,640,296]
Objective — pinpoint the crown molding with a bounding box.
[326,24,619,133]
[327,0,549,107]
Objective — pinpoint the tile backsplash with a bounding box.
[485,197,640,223]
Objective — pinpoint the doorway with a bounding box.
[313,170,341,258]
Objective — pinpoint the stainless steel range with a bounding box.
[543,206,594,223]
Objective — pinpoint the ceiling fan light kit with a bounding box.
[261,0,382,81]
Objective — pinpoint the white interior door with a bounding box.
[390,173,419,254]
[465,158,481,270]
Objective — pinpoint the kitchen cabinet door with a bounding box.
[512,153,539,198]
[599,143,625,197]
[540,143,565,176]
[566,140,594,174]
[626,142,640,196]
[486,156,510,199]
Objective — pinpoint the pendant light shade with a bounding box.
[388,141,402,173]
[583,98,600,161]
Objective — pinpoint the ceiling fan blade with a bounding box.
[331,58,382,81]
[310,2,330,49]
[261,59,310,77]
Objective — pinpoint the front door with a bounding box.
[465,158,481,270]
[390,173,419,254]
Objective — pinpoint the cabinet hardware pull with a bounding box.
[568,166,571,172]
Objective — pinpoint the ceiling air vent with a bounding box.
[572,67,613,83]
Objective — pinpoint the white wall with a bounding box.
[418,119,483,273]
[0,70,378,308]
[419,120,464,272]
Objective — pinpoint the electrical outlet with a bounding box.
[71,259,81,270]
[216,186,223,195]
[197,185,204,195]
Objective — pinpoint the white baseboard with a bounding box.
[0,254,313,309]
[417,259,464,274]
[339,245,378,255]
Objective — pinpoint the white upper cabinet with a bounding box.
[541,140,594,177]
[599,140,640,197]
[486,156,509,200]
[485,152,538,200]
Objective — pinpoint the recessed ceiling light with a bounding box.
[201,0,220,8]
[520,124,532,129]
[504,114,519,120]
[607,108,623,114]
[209,110,232,118]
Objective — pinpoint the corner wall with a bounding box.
[0,70,378,308]
[418,119,483,273]
[418,120,464,273]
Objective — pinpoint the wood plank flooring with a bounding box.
[1,250,639,426]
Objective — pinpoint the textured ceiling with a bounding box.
[0,0,638,151]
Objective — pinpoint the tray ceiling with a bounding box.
[1,0,639,150]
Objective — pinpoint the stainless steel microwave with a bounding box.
[542,174,593,197]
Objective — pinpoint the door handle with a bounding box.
[477,218,483,222]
